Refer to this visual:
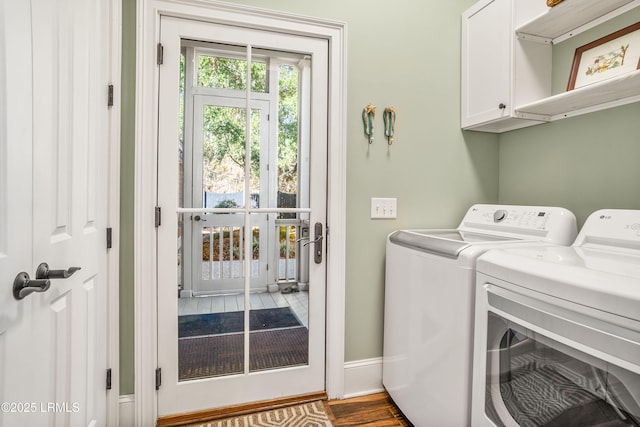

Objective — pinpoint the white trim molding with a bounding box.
[343,358,385,398]
[119,395,136,427]
[135,1,347,424]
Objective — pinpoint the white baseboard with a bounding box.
[119,394,135,427]
[343,357,384,398]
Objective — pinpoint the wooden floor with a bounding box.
[324,392,412,427]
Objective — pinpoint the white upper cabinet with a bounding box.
[462,0,640,133]
[461,0,551,132]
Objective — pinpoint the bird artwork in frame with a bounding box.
[567,21,640,91]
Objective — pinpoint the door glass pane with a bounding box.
[248,286,309,373]
[178,213,247,381]
[485,312,640,427]
[178,41,311,380]
[197,54,267,93]
[178,52,185,208]
[277,64,299,212]
[249,61,308,373]
[202,105,261,209]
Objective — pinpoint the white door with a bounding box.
[157,16,328,416]
[0,0,109,426]
[186,95,270,296]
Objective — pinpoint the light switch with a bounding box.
[371,197,397,219]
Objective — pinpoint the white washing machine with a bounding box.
[471,209,640,427]
[383,204,577,427]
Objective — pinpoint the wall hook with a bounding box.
[362,103,376,144]
[383,106,396,145]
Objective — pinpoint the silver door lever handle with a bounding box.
[36,263,81,280]
[13,272,51,300]
[302,236,323,247]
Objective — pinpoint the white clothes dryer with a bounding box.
[471,209,640,427]
[383,204,577,427]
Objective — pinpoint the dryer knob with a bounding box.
[493,209,508,222]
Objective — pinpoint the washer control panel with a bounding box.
[466,205,552,229]
[460,204,577,245]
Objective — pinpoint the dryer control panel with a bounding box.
[459,204,578,245]
[574,209,640,248]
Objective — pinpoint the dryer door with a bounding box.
[472,281,640,427]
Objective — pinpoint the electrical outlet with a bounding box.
[371,198,397,219]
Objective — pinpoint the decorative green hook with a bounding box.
[383,106,396,145]
[362,103,376,144]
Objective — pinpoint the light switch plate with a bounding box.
[371,197,397,219]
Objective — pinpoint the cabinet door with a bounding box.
[461,0,512,129]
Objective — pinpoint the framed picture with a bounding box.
[567,21,640,91]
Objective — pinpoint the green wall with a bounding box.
[211,0,498,362]
[118,0,498,395]
[498,9,640,225]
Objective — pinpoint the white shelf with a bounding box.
[516,70,640,119]
[517,0,638,43]
[462,0,640,132]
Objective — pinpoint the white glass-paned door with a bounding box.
[157,16,328,416]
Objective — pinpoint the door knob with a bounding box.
[36,263,81,280]
[193,215,206,222]
[13,272,51,300]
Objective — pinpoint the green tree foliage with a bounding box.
[198,55,267,92]
[181,52,300,196]
[278,65,299,194]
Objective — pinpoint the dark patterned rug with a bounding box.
[179,326,309,380]
[179,307,301,337]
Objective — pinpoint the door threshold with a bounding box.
[156,390,328,427]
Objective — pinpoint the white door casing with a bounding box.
[135,1,346,424]
[0,0,112,425]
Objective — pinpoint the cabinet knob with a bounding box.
[498,103,506,110]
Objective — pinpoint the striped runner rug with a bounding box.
[184,401,333,427]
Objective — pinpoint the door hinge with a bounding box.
[157,43,164,65]
[106,368,112,390]
[106,227,113,249]
[107,84,114,108]
[155,207,162,228]
[155,368,162,390]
